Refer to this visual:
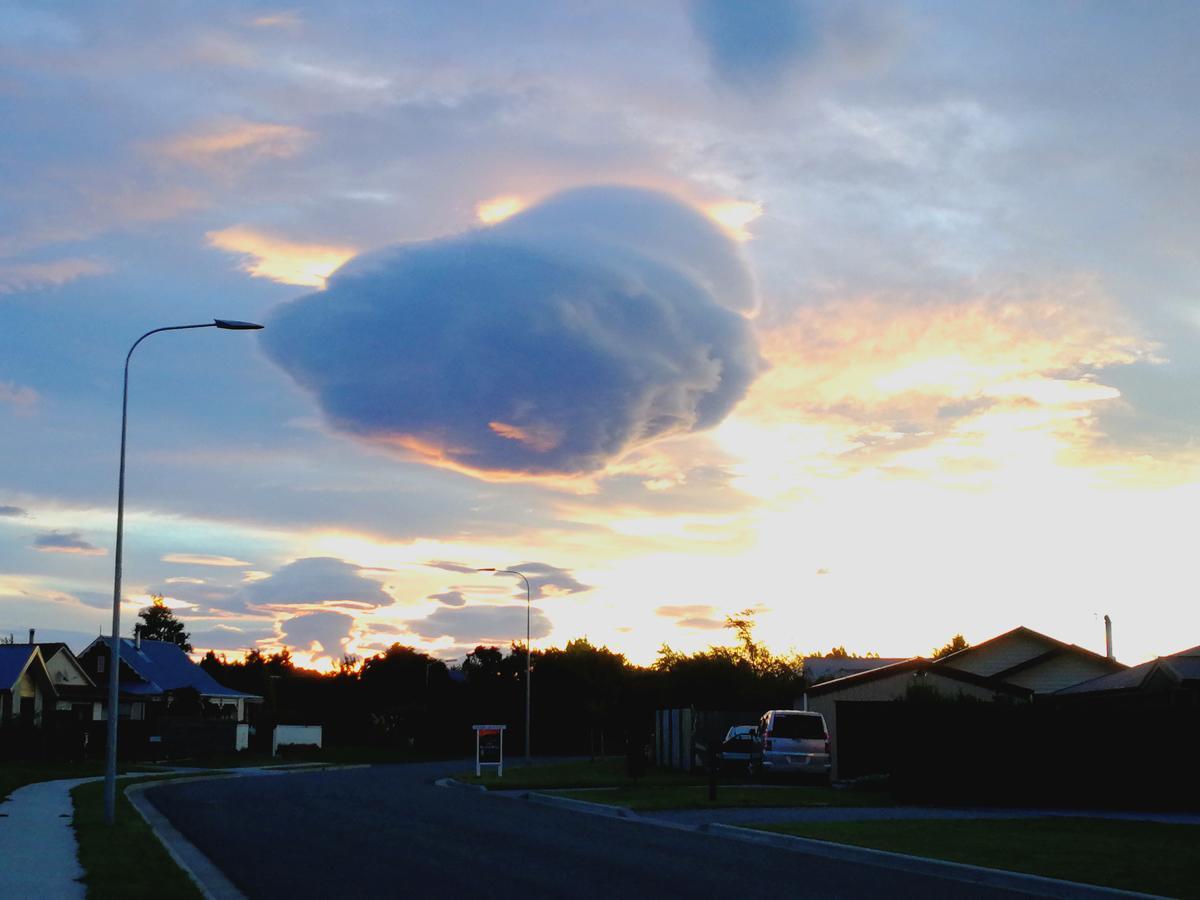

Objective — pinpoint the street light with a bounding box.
[478,567,532,763]
[104,318,263,825]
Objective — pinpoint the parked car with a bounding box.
[718,724,758,771]
[749,710,830,781]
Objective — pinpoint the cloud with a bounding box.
[407,605,553,644]
[0,258,110,293]
[690,0,817,89]
[429,590,467,607]
[207,226,356,287]
[278,610,355,659]
[493,563,592,600]
[425,560,480,575]
[32,530,106,556]
[189,624,277,652]
[689,0,901,93]
[161,553,251,567]
[155,120,309,169]
[655,603,726,630]
[238,557,394,612]
[0,506,27,517]
[0,382,39,411]
[261,185,763,477]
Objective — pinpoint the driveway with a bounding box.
[144,761,1052,899]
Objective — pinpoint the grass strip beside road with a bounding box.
[72,775,211,900]
[553,783,891,811]
[755,817,1200,899]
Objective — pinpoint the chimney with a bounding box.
[1104,614,1114,661]
[134,625,141,650]
[28,628,35,645]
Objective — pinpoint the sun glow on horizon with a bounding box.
[206,226,356,286]
[475,194,528,224]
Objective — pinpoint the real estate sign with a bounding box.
[473,724,506,777]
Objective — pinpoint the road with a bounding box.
[145,762,1037,899]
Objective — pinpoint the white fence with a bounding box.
[272,724,322,756]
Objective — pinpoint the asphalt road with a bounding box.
[146,762,1035,900]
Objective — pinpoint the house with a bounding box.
[0,645,56,727]
[78,636,261,722]
[35,641,104,720]
[934,626,1124,694]
[804,657,1032,779]
[802,625,1129,780]
[1055,644,1200,699]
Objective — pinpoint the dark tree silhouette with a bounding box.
[136,594,192,651]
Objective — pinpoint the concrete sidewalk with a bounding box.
[0,777,98,900]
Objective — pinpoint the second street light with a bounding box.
[104,318,263,825]
[478,567,532,763]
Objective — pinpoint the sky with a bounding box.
[3,1,1199,672]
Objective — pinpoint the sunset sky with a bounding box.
[3,1,1199,671]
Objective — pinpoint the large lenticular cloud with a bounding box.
[261,186,763,476]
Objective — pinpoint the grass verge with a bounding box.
[460,757,699,791]
[554,783,891,811]
[755,817,1200,898]
[72,775,213,900]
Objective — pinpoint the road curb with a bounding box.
[434,777,486,792]
[124,766,372,900]
[125,777,247,900]
[522,791,638,819]
[704,824,1158,899]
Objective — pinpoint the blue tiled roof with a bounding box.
[113,639,258,699]
[0,645,37,692]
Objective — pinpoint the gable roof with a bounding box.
[937,626,1124,675]
[82,637,259,699]
[36,642,97,687]
[0,645,54,696]
[1057,644,1200,695]
[805,656,1032,699]
[803,657,907,684]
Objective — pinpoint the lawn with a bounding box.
[72,774,210,900]
[461,756,699,791]
[554,783,891,811]
[756,817,1200,898]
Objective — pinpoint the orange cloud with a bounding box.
[206,226,356,286]
[157,120,309,169]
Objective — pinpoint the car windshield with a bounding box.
[771,715,824,739]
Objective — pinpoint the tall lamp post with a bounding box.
[478,567,532,763]
[104,319,262,825]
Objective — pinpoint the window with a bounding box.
[96,655,105,674]
[772,715,825,739]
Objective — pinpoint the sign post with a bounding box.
[473,724,507,777]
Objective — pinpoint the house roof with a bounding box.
[937,626,1125,674]
[36,642,97,687]
[0,645,54,695]
[1057,644,1200,695]
[805,656,1032,699]
[803,657,907,684]
[83,637,259,700]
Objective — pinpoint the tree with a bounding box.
[136,594,192,651]
[931,633,969,660]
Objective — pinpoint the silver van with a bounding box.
[750,710,831,780]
